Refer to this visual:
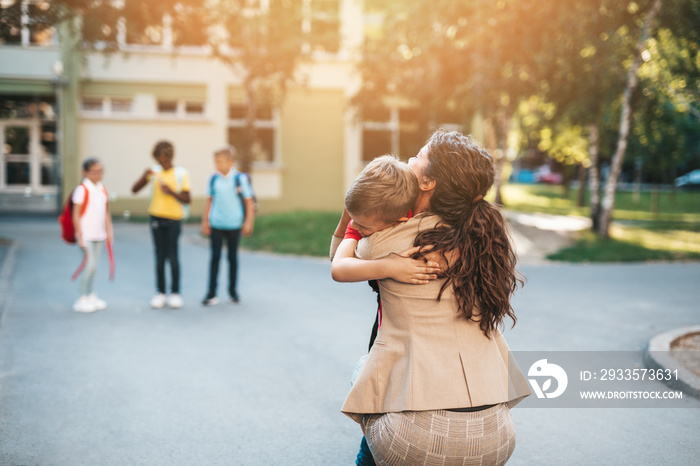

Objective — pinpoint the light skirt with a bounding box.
[363,404,516,466]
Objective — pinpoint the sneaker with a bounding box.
[150,293,167,309]
[88,293,107,310]
[167,293,183,309]
[230,295,240,304]
[202,296,219,306]
[73,296,97,313]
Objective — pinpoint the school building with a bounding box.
[0,0,478,217]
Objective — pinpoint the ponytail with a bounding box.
[413,130,523,337]
[415,201,521,337]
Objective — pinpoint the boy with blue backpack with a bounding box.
[201,145,255,306]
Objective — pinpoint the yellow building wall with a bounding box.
[256,87,347,214]
[77,87,348,218]
[78,118,220,218]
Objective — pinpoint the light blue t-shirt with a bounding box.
[207,170,254,230]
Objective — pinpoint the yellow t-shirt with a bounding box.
[148,166,191,220]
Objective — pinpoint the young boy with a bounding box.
[330,154,440,284]
[131,141,191,309]
[201,145,255,306]
[72,158,113,313]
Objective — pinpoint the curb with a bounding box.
[645,326,700,399]
[0,241,19,328]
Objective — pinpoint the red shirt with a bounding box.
[343,210,414,328]
[344,210,413,241]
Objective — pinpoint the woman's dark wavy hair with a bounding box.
[414,129,523,337]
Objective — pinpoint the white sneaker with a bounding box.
[73,296,97,313]
[167,293,183,309]
[88,293,107,310]
[150,293,167,309]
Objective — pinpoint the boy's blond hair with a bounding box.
[214,144,237,159]
[345,154,418,224]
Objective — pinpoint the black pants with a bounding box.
[206,228,241,299]
[150,215,181,294]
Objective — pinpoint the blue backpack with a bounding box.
[209,171,257,217]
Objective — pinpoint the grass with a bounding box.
[498,183,700,223]
[496,184,700,262]
[240,210,339,257]
[547,230,700,262]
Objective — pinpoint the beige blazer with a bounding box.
[341,214,531,423]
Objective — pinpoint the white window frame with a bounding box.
[0,119,57,194]
[80,96,134,118]
[362,107,399,159]
[228,105,280,166]
[1,0,57,47]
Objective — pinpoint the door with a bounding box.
[0,119,58,195]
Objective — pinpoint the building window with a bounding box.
[0,0,55,45]
[398,107,423,159]
[0,94,58,193]
[0,1,22,44]
[27,0,53,45]
[40,121,56,185]
[361,104,395,162]
[361,105,433,162]
[126,23,163,46]
[155,100,206,118]
[110,98,133,114]
[4,125,31,185]
[81,96,134,116]
[0,0,54,46]
[184,102,205,116]
[228,103,277,164]
[361,104,463,162]
[81,97,104,113]
[157,100,178,115]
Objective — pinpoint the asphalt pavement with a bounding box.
[0,216,698,465]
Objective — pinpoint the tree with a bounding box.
[354,0,549,205]
[42,0,319,174]
[598,0,663,237]
[531,0,643,228]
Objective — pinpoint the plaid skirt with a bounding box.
[363,404,516,466]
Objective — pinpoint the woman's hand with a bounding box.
[381,246,442,284]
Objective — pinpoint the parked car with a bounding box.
[674,169,700,190]
[533,165,563,184]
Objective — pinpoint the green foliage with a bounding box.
[629,26,700,181]
[240,210,340,257]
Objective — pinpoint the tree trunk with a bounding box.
[241,76,257,175]
[562,165,572,200]
[598,0,662,237]
[588,123,601,231]
[576,163,587,208]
